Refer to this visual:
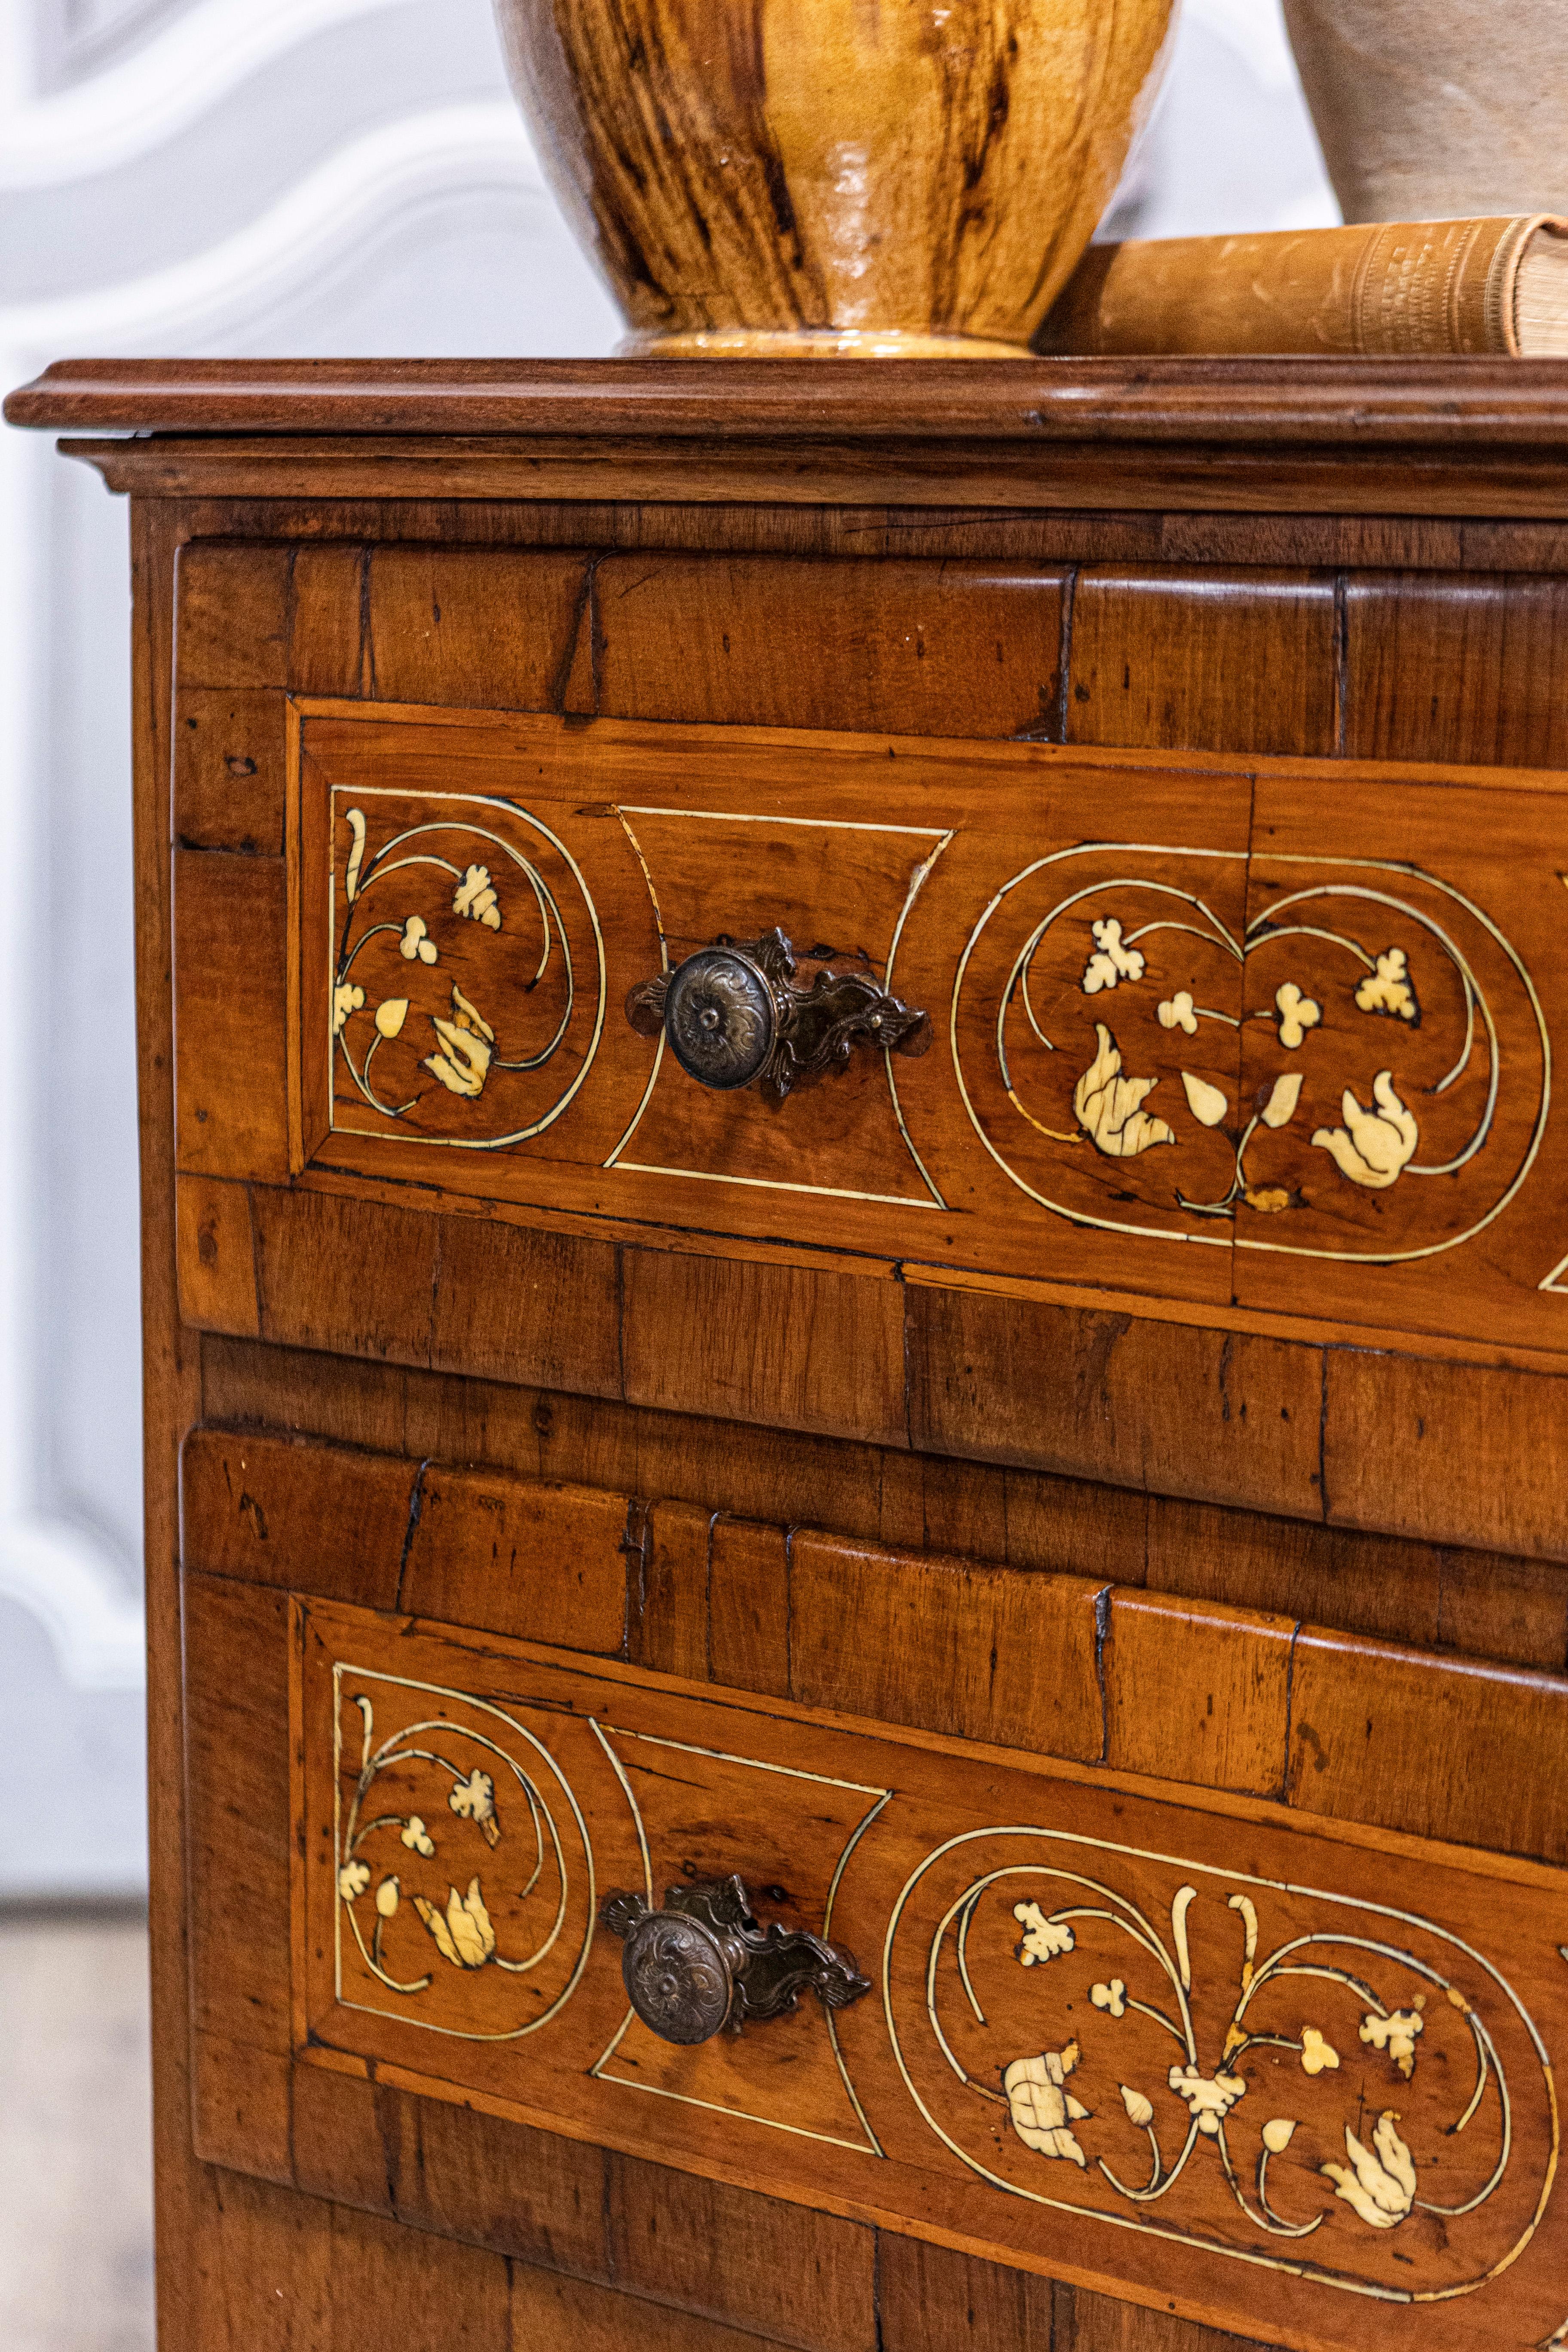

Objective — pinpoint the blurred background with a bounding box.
[0,2,1335,2343]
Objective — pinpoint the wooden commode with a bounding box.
[7,355,1568,2352]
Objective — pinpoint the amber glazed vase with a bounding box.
[494,0,1178,356]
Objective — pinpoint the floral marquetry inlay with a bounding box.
[324,787,607,1152]
[950,839,1552,1268]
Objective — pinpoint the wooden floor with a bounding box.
[0,1909,155,2352]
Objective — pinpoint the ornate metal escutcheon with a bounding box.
[625,927,931,1103]
[600,1874,871,2044]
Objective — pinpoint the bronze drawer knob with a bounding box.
[600,1873,870,2043]
[625,926,930,1104]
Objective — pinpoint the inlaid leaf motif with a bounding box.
[449,1767,502,1847]
[1181,1070,1228,1127]
[1074,1025,1174,1158]
[1003,2046,1090,2166]
[413,1876,497,1970]
[1311,1072,1417,1189]
[1322,2113,1416,2228]
[424,985,496,1099]
[453,864,502,930]
[1260,1072,1302,1128]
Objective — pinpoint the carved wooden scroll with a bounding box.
[276,704,1568,1362]
[291,1598,1568,2352]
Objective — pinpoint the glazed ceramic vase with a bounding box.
[493,0,1178,355]
[1283,0,1568,224]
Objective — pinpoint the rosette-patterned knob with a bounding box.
[600,1874,870,2044]
[626,927,930,1105]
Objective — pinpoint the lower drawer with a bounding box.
[195,1587,1568,2352]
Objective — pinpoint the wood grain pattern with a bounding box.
[788,1532,1106,1761]
[175,1175,260,1338]
[1103,1592,1293,1799]
[49,367,1568,2352]
[175,688,287,854]
[198,1331,1568,1663]
[592,556,1066,736]
[19,353,1568,444]
[906,1289,1325,1519]
[365,546,589,710]
[173,850,289,1180]
[1343,572,1568,767]
[1286,1629,1568,1864]
[1066,569,1338,756]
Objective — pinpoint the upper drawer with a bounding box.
[169,539,1568,1368]
[174,690,1568,1367]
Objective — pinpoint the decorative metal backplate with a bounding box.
[627,928,931,1105]
[602,1874,872,2042]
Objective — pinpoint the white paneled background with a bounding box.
[0,0,1337,1898]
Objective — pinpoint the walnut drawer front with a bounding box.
[180,1433,1568,2352]
[171,683,1568,1376]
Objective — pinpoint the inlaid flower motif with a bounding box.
[423,984,495,1099]
[375,998,408,1040]
[1312,1071,1418,1189]
[375,1876,400,1918]
[1274,983,1321,1049]
[453,864,502,930]
[1322,2112,1416,2229]
[1081,918,1145,995]
[449,1767,501,1846]
[1300,2027,1341,2076]
[1074,1025,1174,1158]
[337,1861,370,1900]
[1262,2118,1298,2155]
[1119,2084,1154,2128]
[1242,1187,1292,1214]
[413,1875,496,1969]
[1260,1072,1303,1129]
[1158,991,1199,1035]
[399,915,438,965]
[1360,2008,1424,2079]
[400,1815,435,1857]
[332,981,364,1036]
[1167,2064,1246,2135]
[1091,1978,1127,2017]
[1003,2045,1090,2166]
[1180,1070,1228,1127]
[1355,946,1419,1024]
[1013,1902,1074,1965]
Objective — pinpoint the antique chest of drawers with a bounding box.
[9,357,1568,2352]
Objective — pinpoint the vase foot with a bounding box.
[619,327,1031,360]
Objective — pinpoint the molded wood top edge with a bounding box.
[13,353,1568,446]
